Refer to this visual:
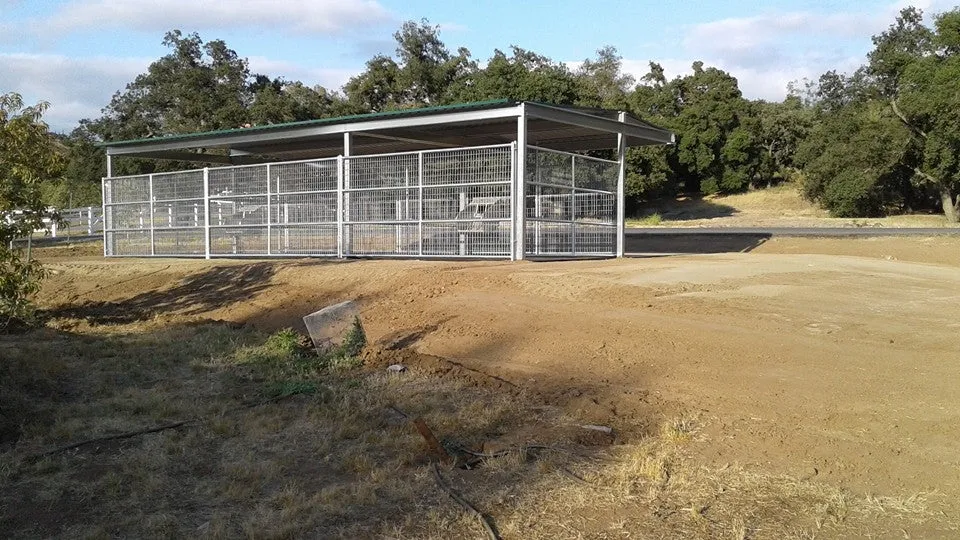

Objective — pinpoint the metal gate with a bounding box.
[525,146,618,257]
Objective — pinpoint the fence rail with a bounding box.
[44,206,104,238]
[103,144,618,259]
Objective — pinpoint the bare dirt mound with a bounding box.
[34,237,960,503]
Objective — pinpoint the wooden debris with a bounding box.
[431,462,500,540]
[412,417,453,464]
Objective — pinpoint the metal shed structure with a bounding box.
[101,100,673,260]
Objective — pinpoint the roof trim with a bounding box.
[101,100,675,162]
[525,102,674,145]
[100,98,514,149]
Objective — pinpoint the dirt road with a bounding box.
[36,236,960,501]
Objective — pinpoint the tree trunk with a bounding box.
[941,187,959,223]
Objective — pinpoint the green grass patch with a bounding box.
[634,212,663,225]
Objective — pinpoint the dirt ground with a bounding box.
[21,236,960,535]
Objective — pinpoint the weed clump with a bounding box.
[330,316,367,367]
[638,212,663,225]
[236,327,313,371]
[235,318,368,397]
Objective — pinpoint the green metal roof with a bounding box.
[101,98,516,148]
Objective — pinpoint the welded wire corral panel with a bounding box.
[103,144,623,260]
[343,145,513,257]
[524,147,617,257]
[103,145,521,259]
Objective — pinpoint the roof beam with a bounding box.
[114,150,236,164]
[356,131,461,149]
[525,103,674,145]
[115,150,280,166]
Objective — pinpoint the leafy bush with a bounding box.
[820,170,885,217]
[1,93,63,330]
[0,249,46,330]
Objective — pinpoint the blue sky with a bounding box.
[1,0,955,132]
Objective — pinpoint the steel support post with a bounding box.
[514,105,527,260]
[148,174,155,256]
[102,158,111,256]
[336,155,344,258]
[266,163,272,256]
[203,168,211,260]
[571,156,577,256]
[616,111,627,258]
[341,132,352,258]
[417,151,424,257]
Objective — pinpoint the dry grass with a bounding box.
[629,185,957,229]
[1,317,955,538]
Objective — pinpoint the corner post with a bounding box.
[616,111,627,258]
[203,167,211,260]
[514,104,527,260]
[417,151,424,257]
[341,132,352,258]
[148,174,155,256]
[102,155,112,257]
[336,155,344,258]
[266,163,272,256]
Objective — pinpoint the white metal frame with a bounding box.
[102,102,676,260]
[104,144,522,260]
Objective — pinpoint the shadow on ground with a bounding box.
[638,196,738,221]
[625,232,771,255]
[48,263,281,324]
[0,314,649,539]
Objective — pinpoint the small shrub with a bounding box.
[637,212,663,226]
[337,316,367,358]
[323,317,367,372]
[263,328,308,359]
[0,247,47,331]
[234,328,318,379]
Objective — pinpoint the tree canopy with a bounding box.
[796,7,960,221]
[42,6,960,222]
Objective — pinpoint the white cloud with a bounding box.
[437,22,468,33]
[0,53,151,132]
[630,0,956,102]
[684,12,869,56]
[0,52,364,133]
[35,0,392,36]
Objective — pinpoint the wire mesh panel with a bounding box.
[269,159,339,255]
[103,174,150,256]
[151,170,206,256]
[207,165,268,255]
[343,145,513,257]
[524,147,618,257]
